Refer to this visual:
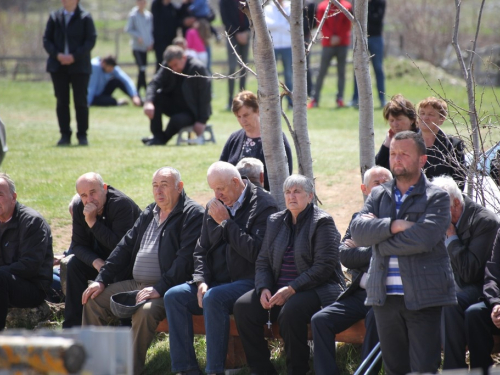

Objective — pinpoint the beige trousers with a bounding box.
[82,280,166,375]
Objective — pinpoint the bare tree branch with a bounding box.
[159,63,247,80]
[467,0,486,71]
[225,31,257,76]
[272,0,290,23]
[306,0,334,54]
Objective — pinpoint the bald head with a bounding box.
[361,166,393,196]
[207,162,245,207]
[76,172,108,215]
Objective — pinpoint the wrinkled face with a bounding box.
[235,106,260,134]
[76,178,107,215]
[388,114,413,134]
[167,56,187,73]
[152,171,182,210]
[0,179,16,222]
[284,185,313,216]
[365,171,392,194]
[208,175,241,207]
[417,105,445,133]
[390,139,426,180]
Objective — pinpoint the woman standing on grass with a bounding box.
[375,94,418,170]
[43,0,96,146]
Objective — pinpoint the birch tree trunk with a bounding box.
[245,0,289,209]
[352,0,375,179]
[333,0,374,181]
[289,0,313,179]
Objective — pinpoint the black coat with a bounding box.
[72,186,141,267]
[447,195,500,289]
[146,56,212,124]
[484,228,500,307]
[0,202,53,291]
[193,179,278,285]
[43,4,97,74]
[96,191,204,296]
[255,204,345,307]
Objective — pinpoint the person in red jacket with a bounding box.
[309,0,352,109]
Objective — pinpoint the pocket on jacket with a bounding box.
[2,240,18,264]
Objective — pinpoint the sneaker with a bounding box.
[145,138,166,146]
[117,98,129,106]
[307,99,317,109]
[56,134,71,146]
[336,98,345,108]
[141,136,154,145]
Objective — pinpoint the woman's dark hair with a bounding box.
[383,94,417,131]
[232,90,259,114]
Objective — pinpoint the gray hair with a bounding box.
[207,161,242,183]
[68,193,81,215]
[431,175,464,205]
[363,166,392,185]
[236,158,264,186]
[76,172,105,190]
[0,173,16,195]
[163,45,185,64]
[154,167,182,188]
[282,174,314,194]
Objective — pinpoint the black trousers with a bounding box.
[0,269,46,330]
[91,78,129,106]
[150,93,195,144]
[373,296,442,375]
[63,256,98,328]
[234,288,321,375]
[50,70,89,139]
[133,50,148,94]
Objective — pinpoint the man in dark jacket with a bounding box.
[141,45,212,146]
[312,165,392,375]
[432,175,500,370]
[82,167,203,374]
[0,173,54,330]
[219,0,250,110]
[466,228,500,373]
[351,131,456,375]
[63,172,141,328]
[43,0,97,146]
[164,161,278,375]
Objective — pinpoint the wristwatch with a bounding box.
[220,219,228,228]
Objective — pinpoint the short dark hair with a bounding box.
[383,94,417,132]
[102,55,117,67]
[163,45,185,64]
[393,131,427,156]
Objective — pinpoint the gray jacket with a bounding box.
[255,204,345,307]
[351,174,457,310]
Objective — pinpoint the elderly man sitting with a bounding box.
[236,157,265,188]
[82,167,204,374]
[0,173,53,330]
[432,175,500,371]
[164,161,278,375]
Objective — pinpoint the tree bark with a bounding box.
[245,0,289,209]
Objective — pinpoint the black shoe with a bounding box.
[141,136,154,145]
[145,138,166,146]
[78,136,88,146]
[57,134,71,146]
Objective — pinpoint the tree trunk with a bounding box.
[246,0,289,209]
[290,0,313,180]
[352,0,375,180]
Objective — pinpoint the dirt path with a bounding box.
[51,169,363,253]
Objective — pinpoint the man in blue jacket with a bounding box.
[87,56,142,107]
[351,131,456,375]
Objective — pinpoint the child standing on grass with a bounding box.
[185,19,211,68]
[125,0,153,100]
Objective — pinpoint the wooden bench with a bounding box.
[156,316,365,369]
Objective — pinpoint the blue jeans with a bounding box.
[274,47,293,106]
[352,35,385,106]
[164,279,255,373]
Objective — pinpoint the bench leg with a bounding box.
[225,336,246,369]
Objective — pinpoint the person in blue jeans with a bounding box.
[351,0,386,108]
[164,162,278,375]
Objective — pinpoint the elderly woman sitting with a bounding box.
[233,174,345,375]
